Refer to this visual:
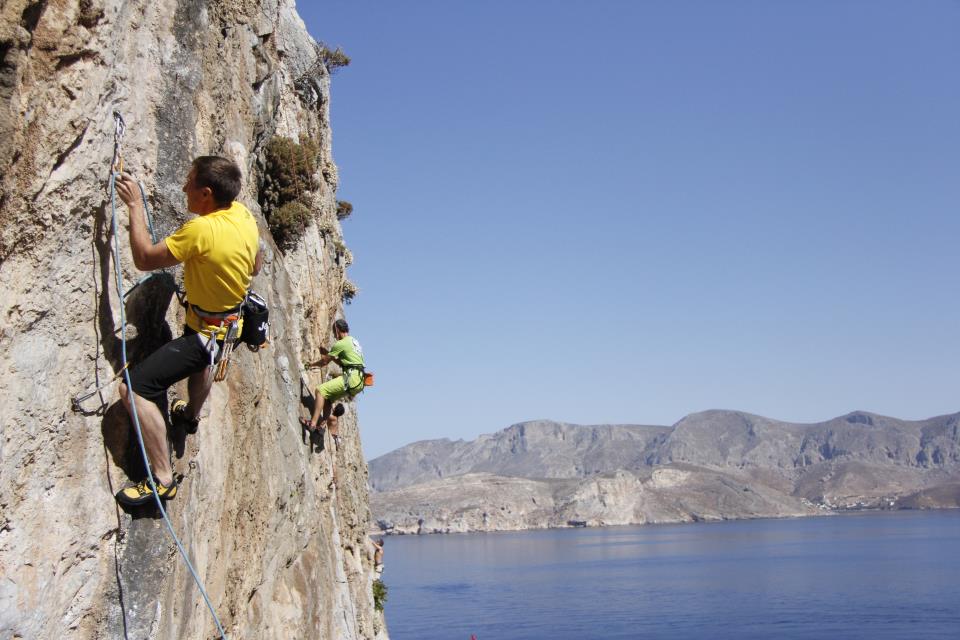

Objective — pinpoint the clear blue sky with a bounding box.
[297,1,960,459]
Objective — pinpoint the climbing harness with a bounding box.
[187,302,240,380]
[105,111,230,640]
[342,337,372,393]
[191,303,242,330]
[207,291,271,381]
[307,353,373,396]
[213,320,239,381]
[340,363,370,396]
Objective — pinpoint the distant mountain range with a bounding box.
[369,410,960,534]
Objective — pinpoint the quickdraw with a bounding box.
[188,304,241,381]
[70,362,129,415]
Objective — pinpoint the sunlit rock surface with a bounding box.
[1,1,385,637]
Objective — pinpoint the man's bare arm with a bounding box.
[307,354,334,369]
[115,174,180,271]
[252,240,265,276]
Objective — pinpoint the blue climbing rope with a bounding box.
[121,183,159,299]
[108,112,229,640]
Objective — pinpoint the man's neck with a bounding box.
[192,200,233,216]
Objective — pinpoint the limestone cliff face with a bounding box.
[370,413,960,535]
[369,421,670,492]
[1,2,385,638]
[372,467,816,535]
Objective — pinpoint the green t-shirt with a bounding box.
[329,336,364,368]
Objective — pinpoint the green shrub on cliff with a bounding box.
[261,136,320,250]
[318,42,351,73]
[269,201,311,251]
[372,579,387,612]
[341,279,358,304]
[262,136,319,209]
[336,200,353,220]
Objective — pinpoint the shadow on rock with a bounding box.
[101,401,143,480]
[95,207,178,373]
[121,272,177,364]
[101,401,167,520]
[298,375,325,453]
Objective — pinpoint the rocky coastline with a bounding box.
[369,411,960,535]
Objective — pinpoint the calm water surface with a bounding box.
[381,511,960,639]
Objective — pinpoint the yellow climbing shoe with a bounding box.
[171,398,199,434]
[115,477,177,506]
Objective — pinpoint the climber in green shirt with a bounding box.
[304,319,365,446]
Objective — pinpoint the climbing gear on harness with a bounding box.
[188,302,240,376]
[214,319,240,382]
[106,110,229,640]
[201,332,221,367]
[171,398,200,434]
[191,303,241,328]
[238,291,269,350]
[115,475,179,506]
[340,364,371,395]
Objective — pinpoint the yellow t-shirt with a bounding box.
[165,201,259,337]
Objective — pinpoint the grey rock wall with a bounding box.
[369,420,670,492]
[1,1,385,638]
[370,412,960,535]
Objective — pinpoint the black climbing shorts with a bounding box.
[128,327,224,410]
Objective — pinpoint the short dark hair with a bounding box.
[333,319,349,334]
[192,156,242,206]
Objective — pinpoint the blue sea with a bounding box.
[381,511,960,639]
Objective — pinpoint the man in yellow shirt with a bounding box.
[114,156,262,506]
